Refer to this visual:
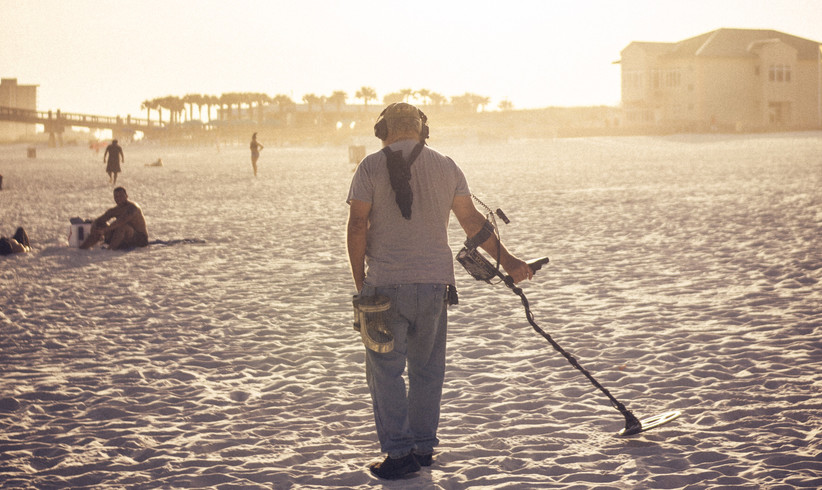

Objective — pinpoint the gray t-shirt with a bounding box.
[347,139,470,287]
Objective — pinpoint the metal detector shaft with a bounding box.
[501,263,642,435]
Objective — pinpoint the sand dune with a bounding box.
[1,133,820,488]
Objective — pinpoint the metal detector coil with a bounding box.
[618,410,682,436]
[352,294,394,353]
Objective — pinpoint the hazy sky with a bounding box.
[2,0,821,117]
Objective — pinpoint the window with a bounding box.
[624,68,681,91]
[664,69,682,87]
[769,64,792,83]
[623,70,644,90]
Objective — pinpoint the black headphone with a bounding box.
[374,104,430,143]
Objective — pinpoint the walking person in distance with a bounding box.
[104,139,124,185]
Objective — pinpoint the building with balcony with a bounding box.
[618,29,822,131]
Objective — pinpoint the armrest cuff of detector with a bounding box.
[464,220,494,250]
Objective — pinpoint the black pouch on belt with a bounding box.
[447,284,459,305]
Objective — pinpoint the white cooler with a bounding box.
[68,223,93,248]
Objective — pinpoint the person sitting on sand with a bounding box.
[0,227,31,255]
[80,187,148,250]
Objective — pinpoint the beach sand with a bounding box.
[1,132,820,488]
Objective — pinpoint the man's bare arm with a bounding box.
[451,195,532,283]
[347,199,371,292]
[107,204,137,231]
[94,206,118,228]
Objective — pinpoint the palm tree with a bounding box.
[302,94,323,112]
[416,89,431,106]
[174,96,186,124]
[232,92,249,120]
[429,92,447,107]
[273,94,296,112]
[451,93,489,113]
[197,95,212,122]
[199,94,211,122]
[205,94,220,122]
[219,93,235,120]
[327,91,347,113]
[239,92,253,120]
[399,88,414,102]
[232,93,244,119]
[247,92,261,120]
[355,86,377,108]
[498,99,514,111]
[450,93,475,113]
[182,93,203,122]
[477,95,491,112]
[157,97,170,124]
[163,96,175,125]
[151,97,164,125]
[252,92,271,123]
[161,96,184,125]
[272,94,296,126]
[140,99,156,125]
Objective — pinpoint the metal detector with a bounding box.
[459,199,680,436]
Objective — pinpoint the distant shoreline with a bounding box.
[3,106,821,147]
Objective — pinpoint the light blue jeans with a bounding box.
[361,283,448,459]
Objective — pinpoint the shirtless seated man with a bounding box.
[80,187,149,250]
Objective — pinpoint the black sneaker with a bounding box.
[369,453,421,480]
[413,451,433,467]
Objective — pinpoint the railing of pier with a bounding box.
[0,106,164,130]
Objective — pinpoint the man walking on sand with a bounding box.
[104,139,124,184]
[80,187,148,250]
[346,103,532,480]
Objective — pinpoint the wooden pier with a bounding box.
[0,106,163,145]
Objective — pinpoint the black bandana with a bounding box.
[382,143,424,220]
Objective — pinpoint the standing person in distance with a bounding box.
[346,103,533,480]
[250,132,264,177]
[104,139,124,185]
